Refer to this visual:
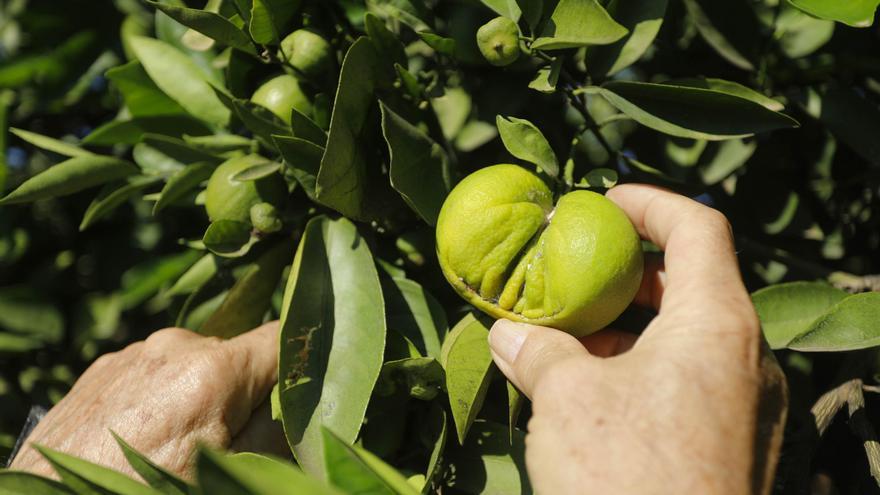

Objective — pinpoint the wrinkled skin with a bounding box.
[9,323,286,479]
[489,184,787,495]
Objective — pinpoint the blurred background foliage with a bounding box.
[0,0,878,493]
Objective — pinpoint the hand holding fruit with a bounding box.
[486,185,786,495]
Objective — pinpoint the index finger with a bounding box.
[606,185,756,325]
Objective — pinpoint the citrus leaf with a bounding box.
[279,216,386,476]
[196,449,341,495]
[105,61,185,118]
[507,381,525,443]
[153,162,215,215]
[200,241,289,339]
[203,220,253,256]
[421,406,448,495]
[0,471,73,494]
[383,277,448,359]
[129,36,230,127]
[752,281,849,349]
[591,81,799,140]
[587,0,667,76]
[787,292,880,352]
[364,12,408,69]
[165,253,218,297]
[0,156,138,205]
[80,176,162,231]
[273,135,323,200]
[798,86,880,168]
[230,161,282,182]
[322,427,419,495]
[9,128,93,158]
[418,32,456,56]
[148,1,256,53]
[787,0,879,27]
[528,58,562,93]
[111,432,190,495]
[82,116,212,146]
[440,313,495,444]
[480,0,522,21]
[380,102,452,226]
[444,420,531,495]
[671,77,784,112]
[34,445,162,495]
[681,0,759,70]
[496,116,559,178]
[532,0,628,50]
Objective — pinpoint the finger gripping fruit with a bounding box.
[476,17,521,67]
[436,164,643,336]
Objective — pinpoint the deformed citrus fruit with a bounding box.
[436,164,643,336]
[476,17,521,67]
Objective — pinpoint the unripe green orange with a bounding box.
[278,29,333,78]
[476,17,521,67]
[251,75,311,125]
[436,164,643,336]
[205,155,287,225]
[250,202,282,233]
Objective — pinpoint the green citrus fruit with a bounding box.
[476,17,521,67]
[436,164,643,336]
[278,29,333,78]
[251,74,311,125]
[250,202,282,233]
[205,155,287,225]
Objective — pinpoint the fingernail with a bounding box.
[489,319,527,364]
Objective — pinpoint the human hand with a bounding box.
[9,322,284,479]
[488,185,787,495]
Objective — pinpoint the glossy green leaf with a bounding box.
[203,220,254,257]
[787,0,879,27]
[196,449,341,495]
[249,0,298,44]
[698,139,756,185]
[378,357,445,400]
[230,161,282,182]
[153,162,215,215]
[148,1,256,53]
[142,134,223,166]
[528,57,561,93]
[111,432,190,495]
[213,88,289,150]
[83,116,212,146]
[672,78,784,112]
[481,0,522,21]
[105,61,187,117]
[80,176,161,231]
[0,156,138,205]
[0,471,72,494]
[129,36,229,127]
[364,13,408,69]
[200,241,289,338]
[165,253,218,297]
[322,427,419,495]
[444,420,531,495]
[278,216,386,476]
[418,32,456,56]
[752,281,849,349]
[290,108,328,146]
[380,102,452,226]
[183,134,257,154]
[120,250,203,309]
[532,0,628,50]
[314,38,381,221]
[383,277,447,359]
[587,0,667,76]
[681,0,759,70]
[590,81,798,140]
[496,116,559,178]
[776,7,835,58]
[580,167,618,188]
[9,128,93,158]
[441,313,495,444]
[785,292,880,351]
[273,135,323,200]
[35,446,162,495]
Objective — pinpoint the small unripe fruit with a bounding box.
[278,29,333,78]
[205,155,287,225]
[436,164,643,336]
[476,17,521,67]
[250,202,282,233]
[251,74,311,125]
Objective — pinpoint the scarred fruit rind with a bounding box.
[436,164,643,336]
[278,29,333,78]
[251,74,312,125]
[205,155,287,225]
[476,17,521,67]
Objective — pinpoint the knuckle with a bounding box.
[144,327,194,348]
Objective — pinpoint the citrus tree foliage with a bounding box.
[1,0,880,493]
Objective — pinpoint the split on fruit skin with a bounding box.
[436,164,644,336]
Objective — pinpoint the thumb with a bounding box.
[223,321,280,434]
[488,319,590,398]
